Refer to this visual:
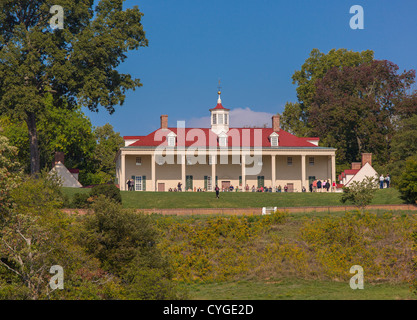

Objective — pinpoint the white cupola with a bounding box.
[210,90,230,135]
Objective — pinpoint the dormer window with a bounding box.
[218,132,228,147]
[167,132,176,147]
[269,132,279,147]
[212,114,217,125]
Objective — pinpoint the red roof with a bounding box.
[344,169,360,175]
[209,102,230,111]
[128,128,320,148]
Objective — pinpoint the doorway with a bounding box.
[158,183,165,192]
[222,181,230,191]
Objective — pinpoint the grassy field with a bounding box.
[62,187,405,209]
[181,279,414,300]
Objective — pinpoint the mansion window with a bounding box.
[136,157,142,165]
[218,114,224,125]
[309,157,315,166]
[287,157,293,166]
[168,136,176,147]
[271,136,278,147]
[212,114,217,125]
[134,175,146,191]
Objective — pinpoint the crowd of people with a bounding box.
[309,179,335,192]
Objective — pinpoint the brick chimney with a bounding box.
[160,114,168,129]
[351,162,361,170]
[361,153,372,167]
[54,151,65,166]
[272,114,280,132]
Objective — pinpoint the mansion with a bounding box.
[115,91,336,192]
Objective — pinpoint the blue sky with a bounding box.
[85,0,417,136]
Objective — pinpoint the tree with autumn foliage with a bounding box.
[281,48,375,136]
[308,59,416,164]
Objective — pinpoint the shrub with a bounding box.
[71,192,92,209]
[397,157,417,204]
[341,176,378,211]
[90,184,122,204]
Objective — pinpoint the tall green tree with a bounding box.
[282,48,374,136]
[0,102,96,173]
[93,123,124,182]
[0,0,148,174]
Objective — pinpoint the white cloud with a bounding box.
[186,107,274,128]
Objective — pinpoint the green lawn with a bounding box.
[181,279,414,300]
[62,187,405,209]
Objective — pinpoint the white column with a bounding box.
[271,154,276,189]
[211,154,216,191]
[181,154,186,191]
[121,153,126,191]
[301,154,306,191]
[241,154,246,191]
[151,154,156,191]
[331,154,336,187]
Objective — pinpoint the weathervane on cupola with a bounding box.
[210,79,230,135]
[217,79,222,104]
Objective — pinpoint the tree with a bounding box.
[0,0,148,174]
[81,197,183,299]
[92,123,124,183]
[397,158,417,204]
[282,48,374,136]
[0,174,123,299]
[308,60,416,164]
[341,176,379,211]
[382,114,417,185]
[0,135,22,216]
[0,102,96,173]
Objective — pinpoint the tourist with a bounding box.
[309,183,313,192]
[215,185,220,198]
[385,174,390,188]
[278,185,282,193]
[312,180,317,192]
[302,186,306,192]
[325,180,330,192]
[317,179,322,192]
[379,174,384,189]
[332,181,336,192]
[178,182,182,192]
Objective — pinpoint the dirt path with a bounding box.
[62,204,417,216]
